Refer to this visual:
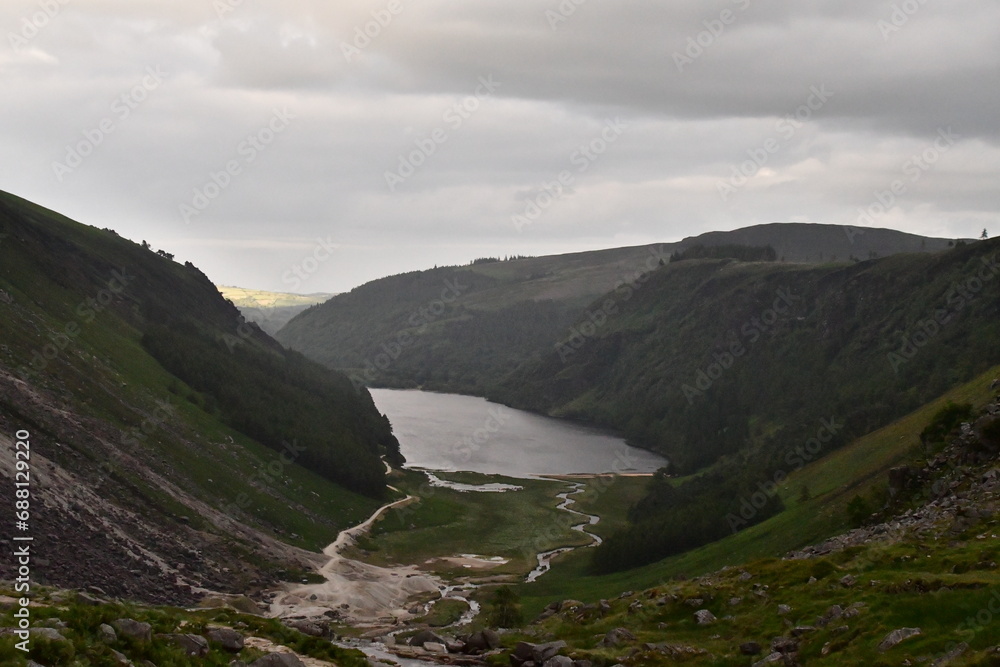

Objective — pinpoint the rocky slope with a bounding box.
[0,190,399,605]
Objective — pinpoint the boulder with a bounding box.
[30,627,67,642]
[208,627,245,652]
[109,649,131,666]
[409,629,447,647]
[777,604,792,615]
[515,640,567,663]
[163,633,209,657]
[543,657,573,667]
[113,618,152,642]
[752,652,785,666]
[601,627,636,646]
[694,609,717,625]
[423,642,447,653]
[878,627,921,652]
[99,623,117,644]
[288,619,324,637]
[464,630,498,653]
[740,641,762,655]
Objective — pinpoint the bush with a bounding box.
[920,402,973,445]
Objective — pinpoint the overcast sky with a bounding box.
[2,1,998,293]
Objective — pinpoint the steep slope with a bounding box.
[276,223,956,395]
[492,240,1000,569]
[0,191,400,603]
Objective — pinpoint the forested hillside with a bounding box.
[491,240,1000,569]
[276,223,957,396]
[0,190,400,599]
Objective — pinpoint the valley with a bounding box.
[1,190,998,666]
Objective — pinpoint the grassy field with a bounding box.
[344,469,620,578]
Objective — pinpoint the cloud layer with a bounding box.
[2,0,997,292]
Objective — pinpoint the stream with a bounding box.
[525,481,603,583]
[275,471,603,665]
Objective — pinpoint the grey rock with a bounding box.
[752,652,785,666]
[30,627,67,642]
[99,622,118,644]
[163,633,209,657]
[423,641,447,653]
[777,604,792,615]
[114,618,152,642]
[878,627,921,652]
[110,649,132,666]
[288,619,324,637]
[409,629,446,647]
[543,657,573,667]
[208,627,245,652]
[694,609,717,625]
[601,627,636,646]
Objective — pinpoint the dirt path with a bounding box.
[268,493,443,626]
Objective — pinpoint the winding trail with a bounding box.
[269,493,442,625]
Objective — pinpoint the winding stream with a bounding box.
[526,481,603,583]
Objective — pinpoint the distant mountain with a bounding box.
[0,191,400,603]
[275,222,959,395]
[218,285,334,335]
[676,221,958,263]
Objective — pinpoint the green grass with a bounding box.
[512,364,1000,618]
[345,470,596,577]
[0,588,372,667]
[503,529,1000,666]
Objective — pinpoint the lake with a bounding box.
[369,388,667,478]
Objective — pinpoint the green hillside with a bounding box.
[275,223,957,396]
[494,240,1000,569]
[0,191,400,601]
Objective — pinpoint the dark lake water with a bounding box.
[369,388,667,478]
